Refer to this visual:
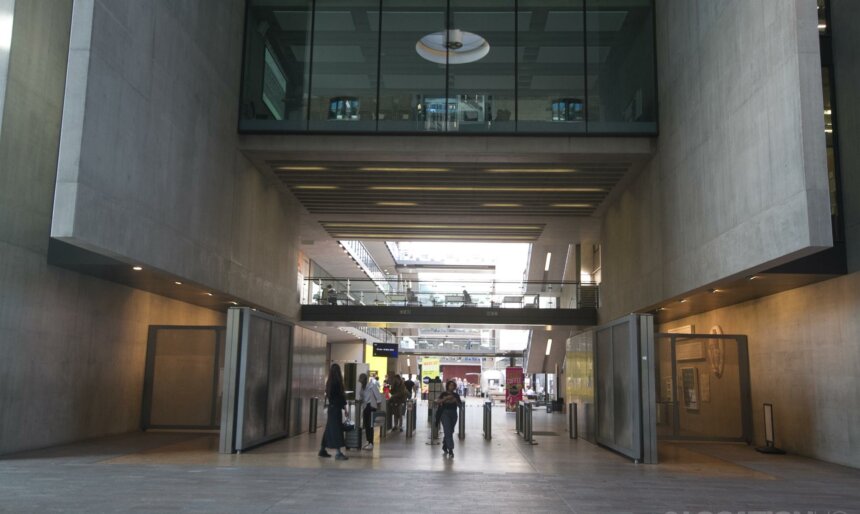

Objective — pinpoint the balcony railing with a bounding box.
[303,278,599,310]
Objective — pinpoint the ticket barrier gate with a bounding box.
[517,401,537,445]
[483,401,492,440]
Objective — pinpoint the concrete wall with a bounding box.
[660,271,860,468]
[51,0,302,319]
[600,0,832,320]
[0,0,224,455]
[831,0,860,272]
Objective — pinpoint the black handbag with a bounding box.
[342,417,355,432]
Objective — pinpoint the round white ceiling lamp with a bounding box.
[416,29,490,64]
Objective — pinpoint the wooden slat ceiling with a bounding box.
[269,160,631,219]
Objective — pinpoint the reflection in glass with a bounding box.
[518,0,586,133]
[585,0,656,134]
[240,0,313,131]
[447,0,516,133]
[308,0,379,131]
[377,0,447,132]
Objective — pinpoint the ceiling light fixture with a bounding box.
[229,301,239,305]
[360,167,449,172]
[324,222,541,230]
[132,266,143,271]
[416,29,490,65]
[482,203,522,207]
[205,292,213,296]
[551,203,592,208]
[294,185,338,190]
[485,168,576,173]
[748,275,760,281]
[332,233,535,240]
[369,186,603,193]
[376,201,418,206]
[544,252,552,272]
[710,288,721,294]
[174,281,182,285]
[545,339,553,356]
[276,166,327,171]
[680,298,688,303]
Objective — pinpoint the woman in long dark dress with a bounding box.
[436,379,462,458]
[319,363,349,460]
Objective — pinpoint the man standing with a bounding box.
[404,375,416,400]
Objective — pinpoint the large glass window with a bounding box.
[377,0,447,132]
[446,0,516,133]
[239,0,656,135]
[241,0,313,131]
[308,0,379,131]
[585,0,656,134]
[518,0,586,133]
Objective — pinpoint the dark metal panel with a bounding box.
[300,305,597,326]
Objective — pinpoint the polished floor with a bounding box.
[1,400,858,513]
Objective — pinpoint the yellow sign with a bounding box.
[421,357,441,381]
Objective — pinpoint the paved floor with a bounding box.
[1,400,858,513]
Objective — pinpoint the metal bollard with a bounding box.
[516,402,523,433]
[483,401,492,440]
[309,397,319,433]
[406,400,414,438]
[458,402,465,440]
[569,402,578,439]
[523,403,537,445]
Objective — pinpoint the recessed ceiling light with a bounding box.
[748,275,760,280]
[679,298,688,303]
[657,307,667,311]
[205,292,213,296]
[551,203,592,208]
[818,23,827,29]
[174,281,182,285]
[276,166,327,171]
[484,168,576,173]
[370,186,603,193]
[825,129,833,134]
[132,266,143,271]
[416,29,489,65]
[294,185,338,190]
[710,288,721,294]
[377,201,418,206]
[482,203,522,207]
[229,301,239,305]
[360,167,449,172]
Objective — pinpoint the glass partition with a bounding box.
[308,0,380,131]
[241,0,313,131]
[585,0,656,134]
[517,0,586,133]
[377,0,447,132]
[240,0,656,135]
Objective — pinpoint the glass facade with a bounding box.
[240,0,656,135]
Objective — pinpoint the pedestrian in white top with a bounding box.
[359,374,383,450]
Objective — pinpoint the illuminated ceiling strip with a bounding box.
[359,167,450,172]
[377,201,418,206]
[551,203,592,208]
[276,166,327,171]
[332,234,537,240]
[482,203,522,207]
[369,186,603,193]
[484,168,576,173]
[324,223,542,230]
[294,185,339,190]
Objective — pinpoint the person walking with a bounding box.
[436,379,462,457]
[319,363,349,460]
[359,373,382,450]
[388,374,407,432]
[325,285,338,305]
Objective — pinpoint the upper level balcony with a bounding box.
[300,277,598,326]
